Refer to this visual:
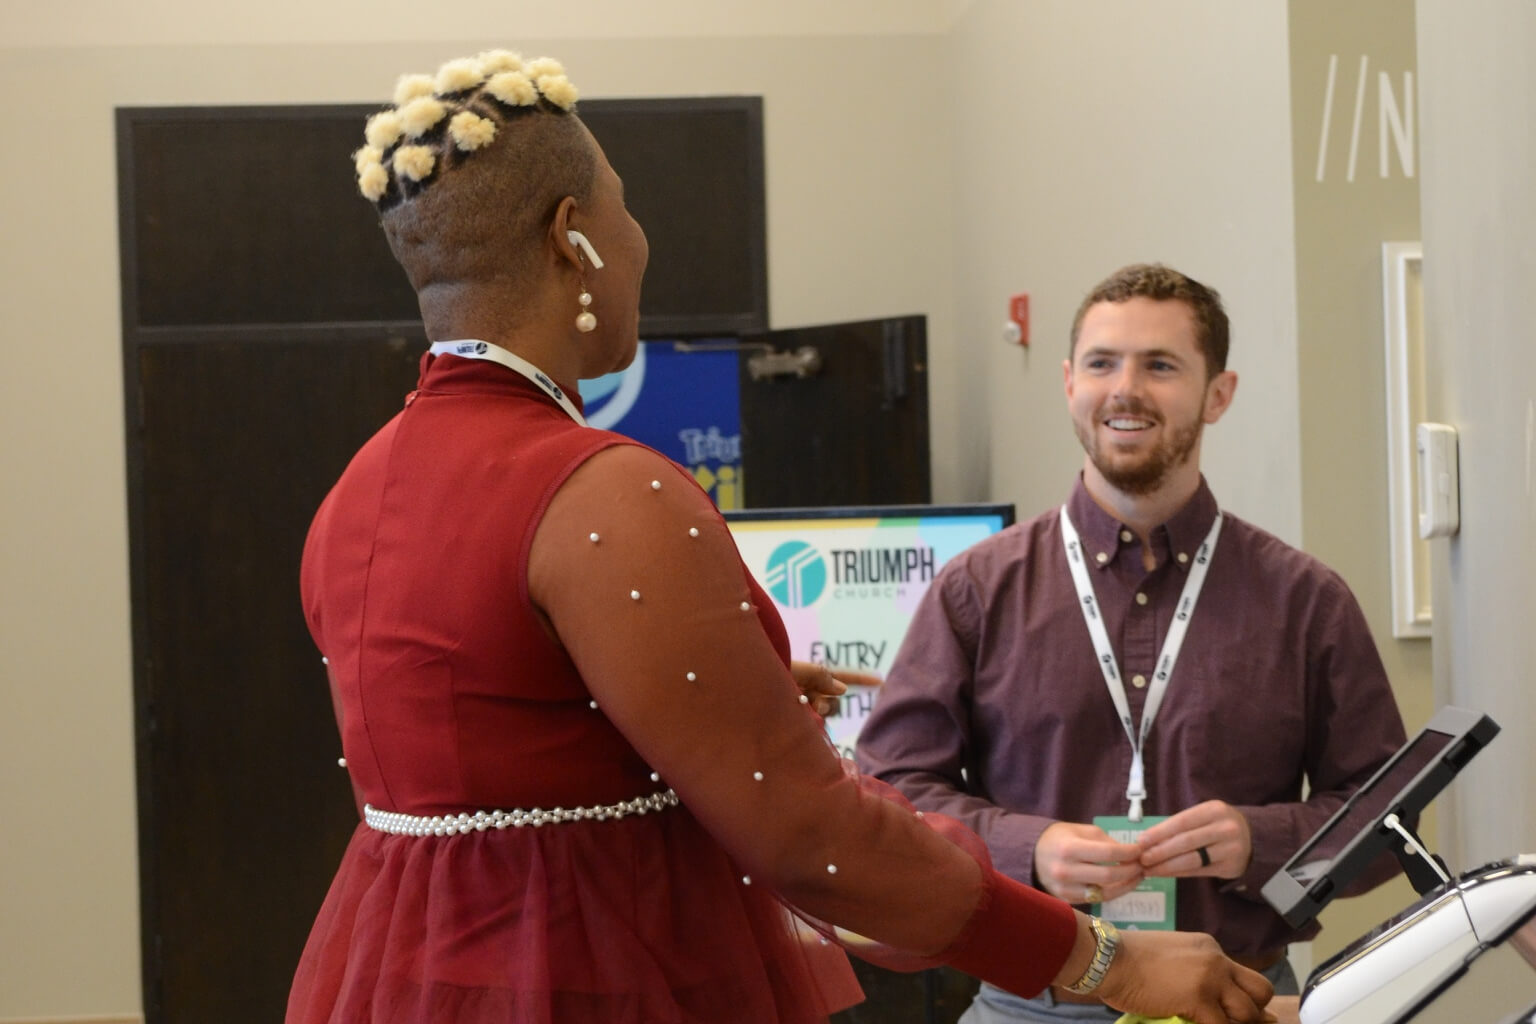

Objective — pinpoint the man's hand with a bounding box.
[789,661,879,718]
[1136,799,1253,880]
[1034,821,1145,904]
[1092,926,1276,1024]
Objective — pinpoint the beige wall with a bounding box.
[1418,0,1536,872]
[2,0,1500,1019]
[1286,0,1437,966]
[1,0,971,48]
[0,6,965,1019]
[951,1,1304,542]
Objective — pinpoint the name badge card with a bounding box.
[1092,814,1176,930]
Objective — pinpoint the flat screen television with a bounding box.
[725,503,1014,759]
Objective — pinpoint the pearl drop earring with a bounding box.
[576,281,597,333]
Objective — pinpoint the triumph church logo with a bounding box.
[764,541,828,608]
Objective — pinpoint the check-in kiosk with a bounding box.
[1261,706,1536,1023]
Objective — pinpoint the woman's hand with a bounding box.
[1094,928,1276,1024]
[788,661,879,717]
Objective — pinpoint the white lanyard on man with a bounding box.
[428,339,588,427]
[1058,506,1222,821]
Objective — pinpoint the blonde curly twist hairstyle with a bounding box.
[354,49,598,308]
[353,50,581,209]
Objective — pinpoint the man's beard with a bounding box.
[1074,399,1204,496]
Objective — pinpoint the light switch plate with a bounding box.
[1416,423,1460,538]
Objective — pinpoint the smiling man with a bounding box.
[857,264,1407,1023]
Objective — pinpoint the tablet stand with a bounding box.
[1383,811,1453,896]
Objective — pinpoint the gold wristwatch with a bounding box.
[1065,916,1120,995]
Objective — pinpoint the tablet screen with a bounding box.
[1285,727,1454,885]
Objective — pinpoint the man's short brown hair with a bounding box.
[1069,264,1230,377]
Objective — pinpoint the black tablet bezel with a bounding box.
[1262,705,1500,928]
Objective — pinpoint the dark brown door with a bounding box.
[740,315,931,508]
[131,333,420,1022]
[119,103,431,1024]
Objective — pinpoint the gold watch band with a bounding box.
[1065,917,1120,995]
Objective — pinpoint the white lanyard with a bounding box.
[428,339,587,427]
[1059,505,1222,821]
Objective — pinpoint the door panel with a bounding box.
[132,332,421,1021]
[740,316,930,508]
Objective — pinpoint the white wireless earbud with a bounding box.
[566,230,605,269]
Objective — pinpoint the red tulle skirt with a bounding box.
[286,805,863,1023]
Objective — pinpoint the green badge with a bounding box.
[1092,814,1176,931]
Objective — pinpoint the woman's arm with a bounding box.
[528,444,1074,987]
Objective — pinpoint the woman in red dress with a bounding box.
[285,49,1276,1024]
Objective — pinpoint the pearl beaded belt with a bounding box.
[363,789,680,836]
